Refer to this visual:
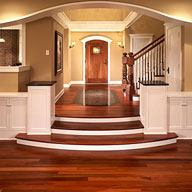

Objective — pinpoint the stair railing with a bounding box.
[122,34,165,100]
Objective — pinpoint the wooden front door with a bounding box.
[85,40,108,83]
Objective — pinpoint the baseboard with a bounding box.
[70,81,84,85]
[109,81,121,84]
[55,88,64,103]
[64,84,70,88]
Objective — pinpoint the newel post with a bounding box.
[127,52,135,101]
[122,53,128,92]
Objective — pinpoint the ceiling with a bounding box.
[64,8,131,21]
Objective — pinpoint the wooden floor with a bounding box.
[56,84,139,118]
[1,140,192,191]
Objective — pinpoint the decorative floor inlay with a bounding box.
[74,89,120,106]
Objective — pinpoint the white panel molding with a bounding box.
[167,92,192,138]
[55,88,64,103]
[27,85,55,135]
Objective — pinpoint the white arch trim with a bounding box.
[0,1,187,27]
[81,36,112,84]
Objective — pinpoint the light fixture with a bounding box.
[118,42,124,49]
[69,42,76,49]
[0,28,5,43]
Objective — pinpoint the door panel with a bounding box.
[166,25,181,91]
[86,40,108,83]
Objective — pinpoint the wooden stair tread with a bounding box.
[51,121,144,131]
[16,133,178,145]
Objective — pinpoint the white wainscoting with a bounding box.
[167,92,192,138]
[0,93,27,139]
[140,84,168,134]
[27,85,55,135]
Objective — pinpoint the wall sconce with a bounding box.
[118,42,124,49]
[0,28,5,43]
[69,42,76,49]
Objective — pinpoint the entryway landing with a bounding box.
[55,84,139,118]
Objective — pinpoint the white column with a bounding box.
[140,83,168,134]
[27,82,55,135]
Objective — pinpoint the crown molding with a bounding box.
[124,12,142,28]
[52,11,142,32]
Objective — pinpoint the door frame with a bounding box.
[81,36,112,84]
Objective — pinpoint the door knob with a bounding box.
[105,59,108,65]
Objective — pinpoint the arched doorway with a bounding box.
[81,36,112,83]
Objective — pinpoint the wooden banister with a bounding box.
[133,34,165,57]
[122,53,128,92]
[134,38,164,60]
[127,52,135,101]
[122,34,165,100]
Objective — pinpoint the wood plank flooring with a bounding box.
[56,85,139,118]
[0,140,192,191]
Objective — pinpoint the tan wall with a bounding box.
[26,17,53,82]
[26,17,64,95]
[71,32,124,81]
[0,73,18,92]
[0,71,29,92]
[63,29,71,84]
[18,71,30,92]
[0,0,192,22]
[52,20,64,95]
[124,15,164,53]
[183,23,192,91]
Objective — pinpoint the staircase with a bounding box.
[15,34,178,151]
[122,34,165,100]
[16,119,178,151]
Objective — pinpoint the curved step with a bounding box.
[16,133,178,151]
[51,121,144,135]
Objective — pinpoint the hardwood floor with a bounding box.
[0,140,192,191]
[56,84,139,118]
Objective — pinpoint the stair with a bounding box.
[51,121,144,135]
[16,120,178,151]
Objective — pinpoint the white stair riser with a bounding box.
[55,116,141,123]
[16,138,177,151]
[52,128,143,135]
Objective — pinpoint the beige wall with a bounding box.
[0,71,29,92]
[52,20,64,95]
[26,17,64,95]
[124,15,164,53]
[183,23,192,91]
[71,32,124,81]
[0,0,192,22]
[63,29,71,84]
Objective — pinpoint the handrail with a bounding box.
[133,34,165,57]
[134,38,164,60]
